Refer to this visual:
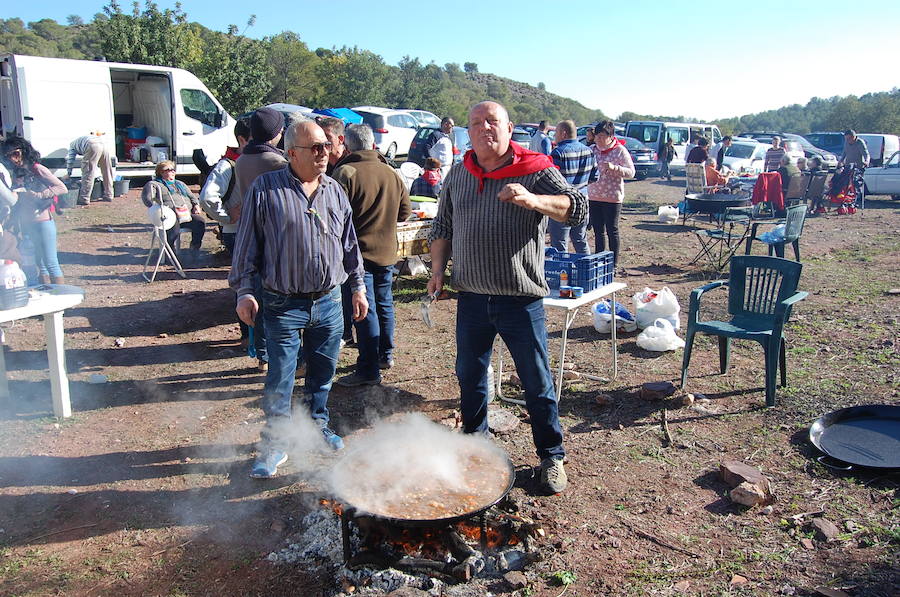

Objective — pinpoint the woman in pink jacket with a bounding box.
[586,121,635,266]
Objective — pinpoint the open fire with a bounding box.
[324,497,545,584]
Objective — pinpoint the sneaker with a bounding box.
[539,457,568,494]
[321,427,344,451]
[335,371,381,387]
[379,358,394,370]
[249,450,287,479]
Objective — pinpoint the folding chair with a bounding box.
[142,205,186,282]
[683,163,718,225]
[804,172,829,213]
[690,206,752,272]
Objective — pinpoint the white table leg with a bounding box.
[556,308,578,401]
[44,311,72,418]
[611,290,618,379]
[0,342,9,400]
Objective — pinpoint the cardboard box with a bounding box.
[396,220,432,258]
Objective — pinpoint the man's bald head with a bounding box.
[468,101,513,162]
[286,120,329,181]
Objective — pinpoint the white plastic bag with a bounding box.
[636,318,685,352]
[633,287,681,330]
[657,205,679,223]
[592,300,637,333]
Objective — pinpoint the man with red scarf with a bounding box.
[427,101,587,495]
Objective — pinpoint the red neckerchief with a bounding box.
[463,142,555,191]
[223,146,241,161]
[599,138,626,154]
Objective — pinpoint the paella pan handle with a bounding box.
[817,455,853,471]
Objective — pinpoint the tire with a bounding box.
[385,143,397,160]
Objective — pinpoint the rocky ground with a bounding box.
[0,176,898,596]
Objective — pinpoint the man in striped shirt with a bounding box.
[427,101,587,495]
[230,119,368,479]
[548,120,596,254]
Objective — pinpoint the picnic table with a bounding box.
[0,284,84,418]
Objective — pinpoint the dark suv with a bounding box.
[406,126,471,167]
[740,132,837,168]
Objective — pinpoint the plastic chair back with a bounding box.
[803,172,828,203]
[727,255,803,319]
[782,203,807,243]
[785,171,810,201]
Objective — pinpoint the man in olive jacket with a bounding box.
[332,124,411,386]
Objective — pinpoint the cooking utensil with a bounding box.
[809,404,900,471]
[420,292,437,328]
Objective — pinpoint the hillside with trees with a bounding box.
[0,2,604,125]
[3,3,897,134]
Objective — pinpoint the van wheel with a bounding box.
[385,143,397,159]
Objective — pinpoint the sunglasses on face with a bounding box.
[161,168,175,172]
[292,142,333,154]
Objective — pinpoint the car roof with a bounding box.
[351,105,407,116]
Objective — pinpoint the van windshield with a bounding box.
[627,125,659,144]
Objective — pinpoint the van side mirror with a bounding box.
[214,110,225,128]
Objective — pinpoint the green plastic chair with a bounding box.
[680,255,808,407]
[746,203,807,261]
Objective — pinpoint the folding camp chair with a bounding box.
[784,172,811,207]
[142,205,186,283]
[804,171,829,213]
[690,206,752,272]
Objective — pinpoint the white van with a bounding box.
[0,54,235,179]
[624,121,722,171]
[856,134,900,167]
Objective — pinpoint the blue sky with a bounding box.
[11,0,900,120]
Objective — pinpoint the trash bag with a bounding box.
[657,205,679,223]
[633,286,681,330]
[592,300,637,334]
[758,224,786,244]
[636,318,685,352]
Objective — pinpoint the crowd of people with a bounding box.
[2,100,876,496]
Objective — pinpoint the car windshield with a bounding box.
[626,124,660,144]
[622,137,647,151]
[806,133,843,149]
[725,144,756,159]
[511,130,531,144]
[453,128,470,151]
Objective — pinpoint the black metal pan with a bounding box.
[809,404,900,471]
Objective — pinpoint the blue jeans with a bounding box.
[456,292,564,460]
[547,219,589,254]
[354,262,396,378]
[260,287,342,449]
[25,219,63,279]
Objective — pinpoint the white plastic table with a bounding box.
[0,285,84,417]
[498,281,627,404]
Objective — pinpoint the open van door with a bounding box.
[170,68,234,170]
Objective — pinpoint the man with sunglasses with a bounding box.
[229,118,368,479]
[332,124,411,387]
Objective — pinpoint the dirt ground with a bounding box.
[0,176,898,597]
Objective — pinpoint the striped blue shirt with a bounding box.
[550,139,597,188]
[229,166,365,298]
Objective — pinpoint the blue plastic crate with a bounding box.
[544,249,614,291]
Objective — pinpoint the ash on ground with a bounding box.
[267,508,541,596]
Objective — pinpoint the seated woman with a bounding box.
[704,157,731,188]
[141,160,205,260]
[410,157,442,198]
[1,135,67,284]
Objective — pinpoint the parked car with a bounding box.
[511,127,533,150]
[722,140,772,174]
[857,134,900,167]
[405,109,441,127]
[618,136,658,179]
[805,132,845,157]
[351,106,420,159]
[862,150,900,199]
[516,123,556,146]
[739,131,836,167]
[406,125,471,167]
